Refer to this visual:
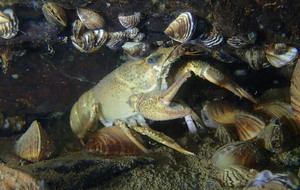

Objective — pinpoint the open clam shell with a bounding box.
[265,43,298,68]
[85,126,146,155]
[0,163,43,189]
[14,120,55,162]
[77,8,105,30]
[42,2,67,27]
[164,12,195,43]
[118,12,141,29]
[291,59,300,125]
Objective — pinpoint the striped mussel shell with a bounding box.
[0,9,19,39]
[211,141,266,170]
[245,170,300,190]
[105,31,126,50]
[212,49,239,64]
[256,118,284,153]
[124,27,140,40]
[265,43,298,68]
[71,20,86,39]
[0,163,43,190]
[234,112,265,141]
[14,120,55,162]
[77,8,105,30]
[0,113,26,136]
[199,29,224,48]
[201,101,237,126]
[42,2,67,27]
[164,12,195,43]
[254,101,300,135]
[122,42,150,57]
[85,126,146,155]
[118,12,141,29]
[227,32,257,49]
[237,47,269,70]
[214,125,237,145]
[132,32,145,42]
[258,87,290,103]
[72,29,108,53]
[291,59,300,125]
[220,165,258,187]
[201,101,264,141]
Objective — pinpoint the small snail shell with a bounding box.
[77,8,105,30]
[164,12,195,43]
[118,12,141,29]
[85,126,145,156]
[14,120,55,162]
[42,2,67,27]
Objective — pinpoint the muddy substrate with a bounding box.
[1,129,299,190]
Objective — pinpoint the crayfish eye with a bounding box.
[147,58,155,64]
[147,54,163,64]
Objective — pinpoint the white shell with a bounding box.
[118,12,141,29]
[14,120,55,162]
[122,42,149,57]
[266,43,298,68]
[164,12,195,43]
[77,8,105,29]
